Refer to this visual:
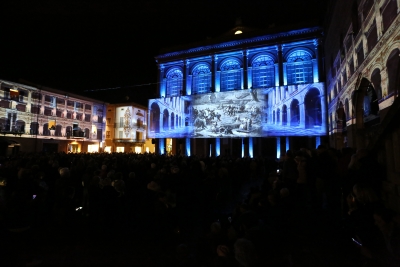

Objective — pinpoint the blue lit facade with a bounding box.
[153,26,326,157]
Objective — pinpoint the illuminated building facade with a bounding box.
[104,103,155,153]
[325,0,400,212]
[0,79,106,154]
[152,24,326,157]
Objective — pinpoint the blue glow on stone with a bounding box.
[159,138,165,154]
[286,136,289,152]
[216,138,220,156]
[186,138,191,156]
[316,136,320,148]
[242,139,244,158]
[276,137,281,159]
[249,137,253,158]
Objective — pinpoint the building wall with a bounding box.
[325,0,400,212]
[154,27,326,156]
[105,103,154,153]
[0,80,106,154]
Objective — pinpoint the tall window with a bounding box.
[357,44,365,66]
[382,0,398,32]
[166,68,183,97]
[192,64,211,94]
[286,50,313,85]
[220,59,241,91]
[252,55,275,88]
[363,0,374,20]
[367,22,378,53]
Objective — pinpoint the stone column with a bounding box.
[215,56,221,92]
[314,38,323,83]
[277,44,284,86]
[212,55,218,92]
[321,90,327,131]
[158,64,166,97]
[283,63,287,85]
[374,0,383,39]
[299,103,305,128]
[243,50,249,89]
[183,60,188,96]
[159,113,164,133]
[27,90,32,113]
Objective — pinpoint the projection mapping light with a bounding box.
[148,82,326,139]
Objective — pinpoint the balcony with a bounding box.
[113,138,146,144]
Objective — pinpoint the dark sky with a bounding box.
[0,0,328,106]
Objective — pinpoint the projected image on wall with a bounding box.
[148,96,193,138]
[191,89,264,138]
[148,82,326,138]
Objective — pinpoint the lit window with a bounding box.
[166,68,183,97]
[286,50,313,85]
[192,64,211,94]
[220,60,241,91]
[252,55,275,88]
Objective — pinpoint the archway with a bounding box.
[171,112,175,129]
[15,120,25,133]
[56,125,62,136]
[163,109,169,131]
[290,99,300,126]
[66,126,72,138]
[150,102,160,133]
[353,76,380,129]
[336,101,346,132]
[277,108,280,124]
[304,88,322,129]
[387,48,400,96]
[371,68,382,100]
[273,110,275,124]
[30,122,39,135]
[282,105,287,125]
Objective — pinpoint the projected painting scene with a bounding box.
[148,82,326,138]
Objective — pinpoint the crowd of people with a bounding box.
[0,145,399,266]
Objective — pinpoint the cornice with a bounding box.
[156,27,322,60]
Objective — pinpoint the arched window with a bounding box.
[252,55,275,88]
[166,68,183,97]
[286,50,313,85]
[192,64,211,94]
[363,0,374,20]
[386,49,400,96]
[371,68,382,100]
[345,99,350,120]
[220,59,241,91]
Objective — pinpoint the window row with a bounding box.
[165,50,314,96]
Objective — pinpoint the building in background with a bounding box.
[325,0,400,212]
[105,103,154,153]
[0,79,106,155]
[151,22,326,158]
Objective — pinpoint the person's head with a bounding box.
[280,188,290,198]
[373,207,395,230]
[210,221,221,235]
[353,183,378,205]
[59,167,70,178]
[234,238,258,267]
[113,179,125,194]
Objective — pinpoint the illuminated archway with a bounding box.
[290,99,300,126]
[150,102,160,133]
[282,105,287,125]
[304,88,322,129]
[163,109,169,131]
[171,112,175,129]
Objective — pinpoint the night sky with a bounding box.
[1,0,328,106]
